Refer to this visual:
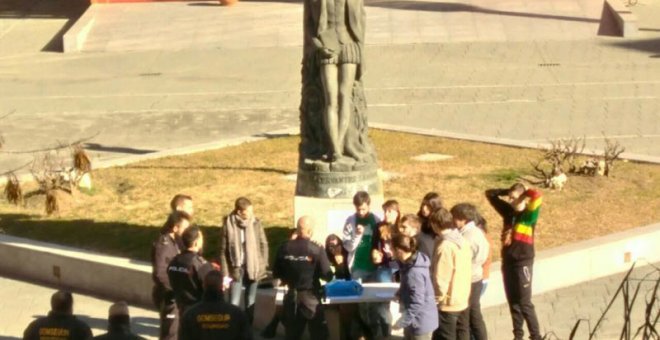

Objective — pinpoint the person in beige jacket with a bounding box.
[428,208,472,340]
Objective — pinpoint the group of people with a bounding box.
[21,182,544,340]
[271,184,544,340]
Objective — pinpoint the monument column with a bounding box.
[294,0,383,240]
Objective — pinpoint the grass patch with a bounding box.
[1,129,659,264]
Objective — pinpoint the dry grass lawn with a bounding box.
[1,129,658,264]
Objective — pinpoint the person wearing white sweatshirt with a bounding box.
[451,203,490,340]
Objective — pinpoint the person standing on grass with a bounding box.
[151,211,191,340]
[428,208,471,340]
[219,197,269,325]
[485,183,543,340]
[451,203,489,340]
[391,233,438,340]
[416,192,443,259]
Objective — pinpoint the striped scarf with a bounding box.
[512,190,542,244]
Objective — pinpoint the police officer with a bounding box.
[273,216,333,340]
[168,226,214,316]
[151,211,190,340]
[23,290,93,340]
[179,271,253,340]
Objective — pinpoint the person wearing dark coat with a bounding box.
[179,271,252,340]
[93,302,145,340]
[23,291,93,340]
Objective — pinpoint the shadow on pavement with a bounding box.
[606,37,660,57]
[366,1,600,23]
[123,164,295,176]
[0,0,89,52]
[84,143,158,155]
[0,214,292,267]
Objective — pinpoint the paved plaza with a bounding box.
[1,263,658,339]
[1,0,659,177]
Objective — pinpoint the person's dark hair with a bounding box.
[109,315,130,326]
[203,270,223,292]
[181,226,201,248]
[417,192,443,216]
[170,194,192,211]
[450,203,478,222]
[417,192,443,235]
[429,208,455,234]
[161,211,191,234]
[391,233,418,253]
[325,234,348,264]
[51,291,73,314]
[509,183,526,195]
[234,197,252,213]
[382,199,401,225]
[353,191,371,207]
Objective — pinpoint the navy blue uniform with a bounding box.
[23,311,92,340]
[273,238,333,340]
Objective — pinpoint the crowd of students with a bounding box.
[21,182,543,340]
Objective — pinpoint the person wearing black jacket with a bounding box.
[151,211,190,340]
[273,216,333,340]
[93,302,145,340]
[485,184,543,340]
[179,271,252,340]
[168,226,214,316]
[23,291,93,340]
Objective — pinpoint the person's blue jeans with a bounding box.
[229,271,258,325]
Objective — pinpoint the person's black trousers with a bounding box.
[502,261,542,340]
[152,286,178,340]
[456,281,488,340]
[433,310,465,340]
[283,292,328,340]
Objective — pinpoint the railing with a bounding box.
[543,261,659,340]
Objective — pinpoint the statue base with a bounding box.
[294,194,385,243]
[295,167,383,199]
[294,166,384,242]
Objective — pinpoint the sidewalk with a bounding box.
[2,262,658,339]
[1,0,659,176]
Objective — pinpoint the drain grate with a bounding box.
[538,63,560,67]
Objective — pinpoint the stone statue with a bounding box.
[297,0,382,198]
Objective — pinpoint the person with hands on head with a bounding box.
[485,183,543,340]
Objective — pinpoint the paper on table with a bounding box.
[374,293,395,299]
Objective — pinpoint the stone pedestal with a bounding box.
[294,194,384,243]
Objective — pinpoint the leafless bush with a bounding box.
[602,137,625,177]
[4,173,22,205]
